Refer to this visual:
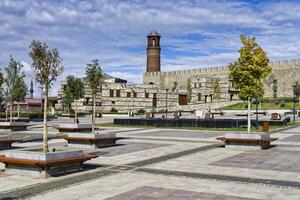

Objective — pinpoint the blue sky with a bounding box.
[1,0,300,96]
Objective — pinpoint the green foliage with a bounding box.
[187,78,192,102]
[272,79,277,98]
[213,78,221,101]
[62,89,73,113]
[228,35,271,100]
[85,59,104,98]
[172,82,178,92]
[29,40,64,153]
[66,75,85,100]
[137,108,146,114]
[0,69,3,86]
[294,81,300,97]
[29,40,64,90]
[110,107,118,113]
[4,56,28,103]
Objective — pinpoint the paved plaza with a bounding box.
[1,117,300,199]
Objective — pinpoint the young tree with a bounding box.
[15,76,28,117]
[294,81,300,105]
[4,56,27,122]
[85,59,104,134]
[187,78,192,102]
[62,89,73,114]
[66,75,85,123]
[0,69,3,86]
[213,78,221,107]
[29,41,63,153]
[229,35,271,133]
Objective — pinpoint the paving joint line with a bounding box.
[135,168,300,189]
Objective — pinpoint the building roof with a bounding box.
[148,30,160,37]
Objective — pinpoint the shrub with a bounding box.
[279,100,286,107]
[110,108,118,113]
[137,108,146,114]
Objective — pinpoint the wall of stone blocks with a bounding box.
[143,59,300,98]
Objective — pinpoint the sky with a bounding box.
[1,0,300,96]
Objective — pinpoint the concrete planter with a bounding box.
[223,133,272,150]
[1,148,87,178]
[56,123,93,133]
[0,122,30,131]
[66,132,118,149]
[0,135,17,150]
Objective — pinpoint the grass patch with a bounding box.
[97,122,296,132]
[222,102,300,110]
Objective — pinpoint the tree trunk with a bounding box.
[5,105,8,122]
[9,102,13,123]
[17,102,20,118]
[92,95,96,135]
[43,86,49,153]
[74,100,78,124]
[247,97,251,134]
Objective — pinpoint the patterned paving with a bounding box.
[280,135,300,142]
[132,130,223,139]
[104,186,257,200]
[211,149,300,173]
[99,141,171,157]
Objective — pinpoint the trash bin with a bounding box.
[263,121,269,132]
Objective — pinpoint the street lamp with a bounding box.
[165,89,169,118]
[293,85,296,123]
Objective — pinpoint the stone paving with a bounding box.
[1,121,300,199]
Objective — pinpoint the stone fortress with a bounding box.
[58,30,300,113]
[144,30,300,98]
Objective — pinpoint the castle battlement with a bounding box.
[270,58,300,69]
[144,58,300,77]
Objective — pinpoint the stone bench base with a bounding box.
[55,124,94,133]
[0,136,20,150]
[62,133,123,149]
[0,122,30,131]
[0,149,96,178]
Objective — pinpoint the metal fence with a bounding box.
[114,117,289,128]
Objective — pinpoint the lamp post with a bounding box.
[165,89,169,118]
[293,85,296,123]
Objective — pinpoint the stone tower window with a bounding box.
[152,39,155,46]
[145,93,149,98]
[109,90,114,97]
[127,92,131,97]
[198,93,201,101]
[116,90,121,97]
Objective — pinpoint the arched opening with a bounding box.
[152,39,155,46]
[149,82,154,85]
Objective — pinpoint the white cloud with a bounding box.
[1,0,300,95]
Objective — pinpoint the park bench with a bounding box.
[0,153,97,177]
[234,113,249,117]
[0,138,21,150]
[0,122,31,131]
[216,136,278,149]
[55,124,95,133]
[253,111,267,115]
[145,112,155,118]
[271,113,281,120]
[204,112,214,119]
[60,134,126,148]
[173,111,182,119]
[0,154,96,168]
[211,111,224,116]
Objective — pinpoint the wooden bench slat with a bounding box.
[216,137,278,142]
[60,136,125,142]
[0,154,97,167]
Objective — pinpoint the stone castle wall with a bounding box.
[143,58,300,97]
